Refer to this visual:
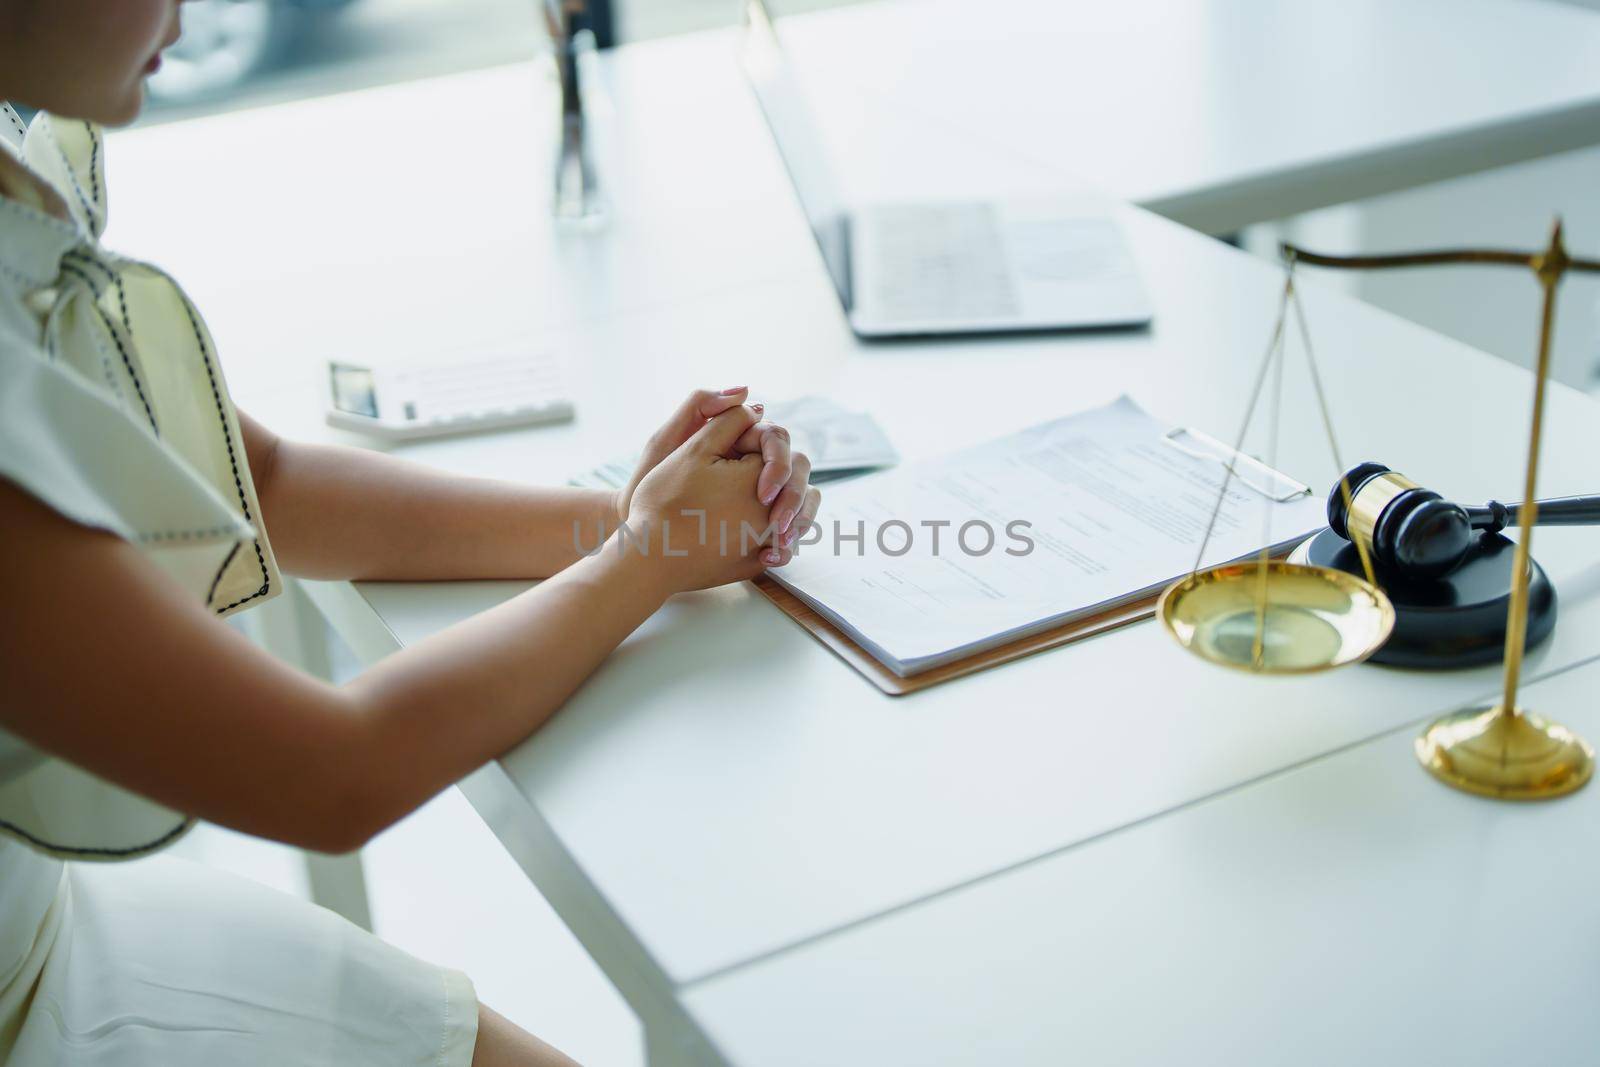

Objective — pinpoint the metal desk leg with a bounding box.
[304,849,374,931]
[645,1025,710,1067]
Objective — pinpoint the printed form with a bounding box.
[769,396,1328,675]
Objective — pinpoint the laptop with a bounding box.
[739,0,1153,338]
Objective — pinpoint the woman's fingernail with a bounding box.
[774,507,794,533]
[719,386,748,395]
[783,526,798,547]
[763,550,781,565]
[761,484,780,505]
[750,402,764,417]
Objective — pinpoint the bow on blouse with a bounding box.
[47,247,163,437]
[0,107,288,863]
[12,110,280,616]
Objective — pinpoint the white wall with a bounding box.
[1249,0,1600,391]
[1353,145,1600,389]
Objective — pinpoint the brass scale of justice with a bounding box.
[1157,221,1600,801]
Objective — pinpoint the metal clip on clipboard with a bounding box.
[1162,426,1311,504]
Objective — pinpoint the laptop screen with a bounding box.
[740,0,854,308]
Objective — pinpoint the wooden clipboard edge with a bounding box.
[752,574,1158,696]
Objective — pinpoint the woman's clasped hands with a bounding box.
[610,386,822,592]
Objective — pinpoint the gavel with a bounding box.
[1327,462,1600,579]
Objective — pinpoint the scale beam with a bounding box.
[1282,243,1600,274]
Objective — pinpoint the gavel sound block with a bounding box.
[1299,463,1600,668]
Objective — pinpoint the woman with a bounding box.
[0,2,821,1064]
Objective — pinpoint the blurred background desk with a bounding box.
[134,0,1600,388]
[145,0,1600,240]
[776,0,1600,236]
[100,8,1600,1065]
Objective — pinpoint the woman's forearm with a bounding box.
[334,534,671,846]
[6,404,779,855]
[1,480,672,855]
[256,434,618,581]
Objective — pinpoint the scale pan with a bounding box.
[1160,561,1395,674]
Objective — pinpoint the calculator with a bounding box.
[324,353,575,440]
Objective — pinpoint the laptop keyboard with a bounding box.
[1006,216,1135,283]
[860,202,1022,322]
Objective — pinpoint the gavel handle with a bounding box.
[1465,495,1600,532]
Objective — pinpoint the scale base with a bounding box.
[1301,529,1555,669]
[1416,704,1594,800]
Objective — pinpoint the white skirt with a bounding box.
[0,837,477,1066]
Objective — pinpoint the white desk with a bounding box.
[779,0,1600,234]
[99,16,1600,1066]
[680,655,1600,1067]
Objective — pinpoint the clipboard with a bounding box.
[750,408,1312,695]
[753,575,1158,696]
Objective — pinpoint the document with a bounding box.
[571,396,898,490]
[768,396,1327,676]
[761,396,900,481]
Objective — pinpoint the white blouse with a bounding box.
[0,105,282,860]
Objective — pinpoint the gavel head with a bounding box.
[1326,463,1476,579]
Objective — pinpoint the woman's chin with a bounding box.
[99,84,149,127]
[50,85,148,127]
